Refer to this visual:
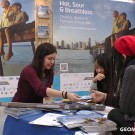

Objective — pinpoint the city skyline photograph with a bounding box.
[53,0,135,46]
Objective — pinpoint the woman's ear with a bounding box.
[122,54,126,61]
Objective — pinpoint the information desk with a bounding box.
[3,106,114,135]
[2,112,80,135]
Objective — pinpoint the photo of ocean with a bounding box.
[4,45,33,64]
[3,44,94,76]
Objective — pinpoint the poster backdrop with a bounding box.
[0,0,135,75]
[0,76,19,98]
[60,73,93,92]
[0,0,35,65]
[0,0,135,99]
[53,0,135,74]
[53,0,135,45]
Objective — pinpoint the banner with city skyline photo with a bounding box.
[53,0,135,48]
[53,0,135,74]
[0,0,135,76]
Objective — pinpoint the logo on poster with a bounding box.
[120,127,135,131]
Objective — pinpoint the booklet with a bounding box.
[37,5,49,18]
[4,107,43,119]
[58,112,117,131]
[1,101,105,112]
[80,120,117,132]
[80,95,92,101]
[38,26,49,38]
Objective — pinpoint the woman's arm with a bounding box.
[119,65,135,115]
[90,90,120,108]
[22,66,80,102]
[46,88,80,102]
[105,94,120,108]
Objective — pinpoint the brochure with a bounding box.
[0,101,105,111]
[4,107,42,119]
[38,26,49,38]
[38,5,49,18]
[58,112,117,131]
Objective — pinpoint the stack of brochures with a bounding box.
[0,100,105,112]
[38,26,49,38]
[58,110,117,132]
[4,107,43,119]
[37,5,49,18]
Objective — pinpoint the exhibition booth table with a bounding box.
[2,106,114,135]
[3,112,79,135]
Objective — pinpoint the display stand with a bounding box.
[35,0,53,47]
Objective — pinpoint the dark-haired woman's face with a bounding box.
[43,53,56,70]
[95,60,105,74]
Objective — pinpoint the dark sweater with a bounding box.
[105,58,135,108]
[12,65,53,103]
[119,65,135,115]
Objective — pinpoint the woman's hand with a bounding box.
[67,93,81,102]
[93,73,105,83]
[90,90,106,103]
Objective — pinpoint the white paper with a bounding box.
[75,131,100,135]
[95,106,114,118]
[29,113,65,127]
[0,76,19,98]
[60,73,94,92]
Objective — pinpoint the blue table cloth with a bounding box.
[2,112,80,135]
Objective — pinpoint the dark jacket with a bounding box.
[120,65,135,115]
[105,59,135,108]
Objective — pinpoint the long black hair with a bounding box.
[94,53,112,93]
[32,43,57,79]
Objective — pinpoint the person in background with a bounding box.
[111,10,120,47]
[91,36,135,135]
[0,0,13,28]
[118,12,131,32]
[111,10,120,35]
[3,2,29,61]
[90,53,112,102]
[12,43,81,103]
[0,0,13,56]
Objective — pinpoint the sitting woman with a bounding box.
[90,53,112,93]
[90,53,113,105]
[12,43,81,103]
